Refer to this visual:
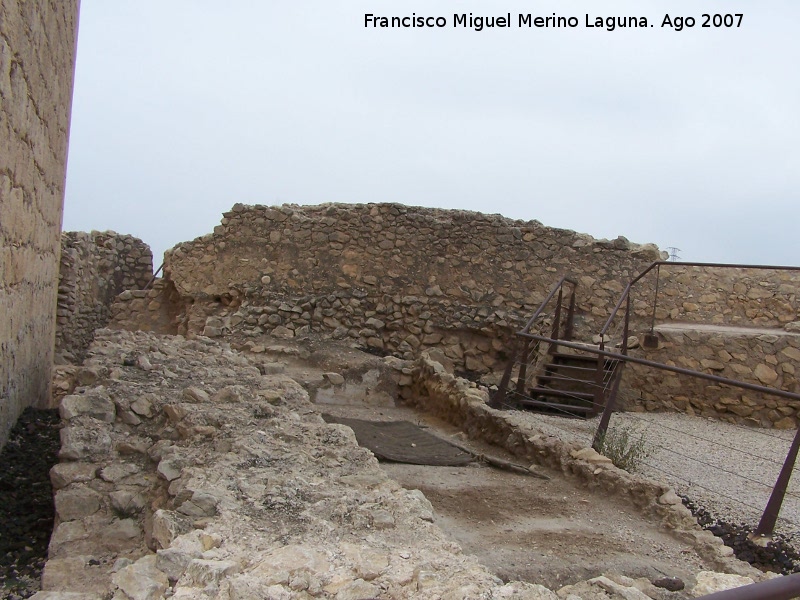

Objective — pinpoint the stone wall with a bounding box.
[625,265,799,331]
[403,352,757,577]
[114,202,664,380]
[621,327,800,428]
[41,328,567,599]
[0,0,80,447]
[55,231,153,364]
[109,279,183,336]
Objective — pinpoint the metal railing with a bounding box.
[594,261,800,536]
[490,276,577,410]
[142,263,164,290]
[493,263,800,536]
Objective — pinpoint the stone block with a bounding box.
[50,463,98,489]
[60,393,116,422]
[54,487,102,521]
[112,555,168,600]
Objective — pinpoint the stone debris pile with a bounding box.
[38,329,564,599]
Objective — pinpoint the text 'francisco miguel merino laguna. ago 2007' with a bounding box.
[364,13,745,32]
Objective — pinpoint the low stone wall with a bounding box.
[56,231,153,364]
[107,203,800,424]
[40,329,560,599]
[621,328,800,428]
[404,353,760,578]
[109,279,183,336]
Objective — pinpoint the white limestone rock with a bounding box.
[50,463,98,489]
[691,571,754,596]
[54,487,102,521]
[60,393,116,422]
[111,555,168,600]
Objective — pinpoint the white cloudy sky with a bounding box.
[63,1,799,266]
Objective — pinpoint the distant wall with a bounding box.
[625,265,799,330]
[0,0,80,446]
[55,231,153,364]
[113,202,664,377]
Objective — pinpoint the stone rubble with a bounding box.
[33,327,780,600]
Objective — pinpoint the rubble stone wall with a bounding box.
[56,231,153,364]
[626,265,799,330]
[0,0,80,447]
[42,329,564,599]
[405,352,757,577]
[109,279,183,336]
[622,329,800,428]
[116,202,665,377]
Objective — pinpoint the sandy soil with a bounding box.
[320,401,712,592]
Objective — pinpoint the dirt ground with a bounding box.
[239,337,733,593]
[322,402,710,592]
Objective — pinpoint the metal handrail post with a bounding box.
[649,264,661,335]
[755,424,800,536]
[564,286,577,341]
[593,294,630,448]
[515,338,532,396]
[548,288,563,355]
[490,348,517,409]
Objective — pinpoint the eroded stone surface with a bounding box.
[44,329,559,599]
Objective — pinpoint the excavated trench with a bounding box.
[285,340,800,588]
[318,399,709,593]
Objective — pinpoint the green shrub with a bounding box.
[596,424,652,473]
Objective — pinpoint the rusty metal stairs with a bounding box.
[490,276,625,418]
[519,349,620,417]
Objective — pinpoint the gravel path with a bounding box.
[511,410,800,540]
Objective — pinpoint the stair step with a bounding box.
[538,374,601,386]
[516,398,594,415]
[529,387,595,402]
[543,363,615,375]
[551,352,619,364]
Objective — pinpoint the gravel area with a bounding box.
[512,410,800,540]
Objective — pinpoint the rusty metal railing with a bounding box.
[490,276,577,410]
[142,263,164,290]
[594,261,800,536]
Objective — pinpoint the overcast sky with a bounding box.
[63,1,799,267]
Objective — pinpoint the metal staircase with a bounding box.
[490,277,625,419]
[521,351,620,417]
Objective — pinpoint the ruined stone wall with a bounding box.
[55,231,153,364]
[0,0,80,446]
[109,279,183,336]
[121,202,663,379]
[110,203,799,421]
[42,329,564,599]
